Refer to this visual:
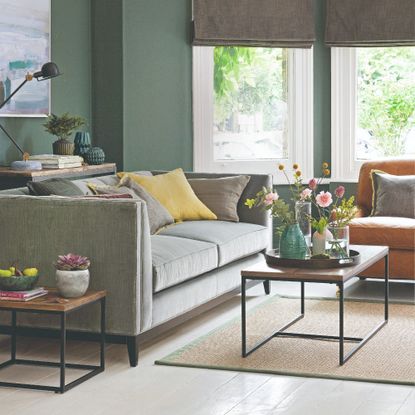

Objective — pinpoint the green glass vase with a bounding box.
[279,223,307,259]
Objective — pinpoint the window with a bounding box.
[193,47,313,183]
[332,47,415,181]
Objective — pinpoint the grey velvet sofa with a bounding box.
[0,171,272,366]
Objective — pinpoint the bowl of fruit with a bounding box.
[0,266,39,291]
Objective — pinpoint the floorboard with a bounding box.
[0,280,413,415]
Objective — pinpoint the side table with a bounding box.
[0,163,117,190]
[0,289,106,393]
[241,245,389,366]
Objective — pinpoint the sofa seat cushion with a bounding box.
[350,217,415,251]
[159,221,269,266]
[151,235,218,293]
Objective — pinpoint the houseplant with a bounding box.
[44,113,86,155]
[54,253,90,298]
[245,163,308,259]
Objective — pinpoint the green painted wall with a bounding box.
[313,0,331,177]
[91,0,124,168]
[122,0,193,171]
[0,0,92,166]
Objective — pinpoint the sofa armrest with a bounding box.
[0,195,153,336]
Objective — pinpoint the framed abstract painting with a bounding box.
[0,0,51,117]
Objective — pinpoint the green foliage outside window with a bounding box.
[213,47,286,131]
[358,47,415,157]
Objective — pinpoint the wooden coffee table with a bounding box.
[0,289,106,393]
[241,245,389,365]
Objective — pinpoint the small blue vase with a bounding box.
[74,132,91,157]
[279,223,307,259]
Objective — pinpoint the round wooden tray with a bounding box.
[265,249,361,269]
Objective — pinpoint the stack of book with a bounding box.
[0,287,48,302]
[29,155,84,169]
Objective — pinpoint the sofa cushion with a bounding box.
[188,175,250,222]
[350,217,415,251]
[151,235,218,292]
[159,220,269,266]
[119,168,217,222]
[27,178,84,196]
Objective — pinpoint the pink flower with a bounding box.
[264,192,279,205]
[300,188,312,200]
[335,185,345,198]
[316,191,333,208]
[308,178,317,190]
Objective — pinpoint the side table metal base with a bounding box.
[0,297,105,393]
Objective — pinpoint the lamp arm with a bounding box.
[0,124,24,156]
[0,78,29,111]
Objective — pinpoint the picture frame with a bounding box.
[0,0,51,118]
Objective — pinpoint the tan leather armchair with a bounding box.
[349,159,415,280]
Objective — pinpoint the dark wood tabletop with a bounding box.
[241,245,389,283]
[0,163,116,179]
[0,288,106,312]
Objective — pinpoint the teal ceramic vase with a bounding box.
[279,223,307,259]
[85,147,105,165]
[74,132,91,157]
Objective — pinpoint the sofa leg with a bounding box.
[126,336,139,367]
[263,280,271,295]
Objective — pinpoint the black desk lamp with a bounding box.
[0,62,61,170]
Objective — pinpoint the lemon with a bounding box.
[23,268,39,277]
[0,269,13,277]
[9,267,15,276]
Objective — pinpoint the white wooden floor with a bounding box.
[0,281,414,415]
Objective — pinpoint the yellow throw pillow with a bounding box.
[117,168,217,221]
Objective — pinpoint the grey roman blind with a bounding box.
[192,0,315,48]
[326,0,415,47]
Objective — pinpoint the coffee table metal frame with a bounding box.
[0,296,106,393]
[241,254,389,366]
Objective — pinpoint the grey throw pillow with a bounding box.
[27,179,84,197]
[371,170,415,218]
[95,177,174,234]
[188,175,250,222]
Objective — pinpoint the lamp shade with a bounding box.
[33,62,61,81]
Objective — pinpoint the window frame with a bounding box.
[193,46,314,184]
[331,47,415,181]
[331,47,362,182]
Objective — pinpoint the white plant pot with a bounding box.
[312,228,333,256]
[56,269,90,298]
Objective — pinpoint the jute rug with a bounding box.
[155,296,415,385]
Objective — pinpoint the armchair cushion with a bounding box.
[371,171,415,218]
[350,216,415,251]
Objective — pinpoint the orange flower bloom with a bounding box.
[324,169,330,176]
[322,162,329,169]
[278,164,285,170]
[293,163,299,170]
[295,170,302,177]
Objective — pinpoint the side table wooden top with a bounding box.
[0,163,116,179]
[0,288,106,313]
[242,245,389,283]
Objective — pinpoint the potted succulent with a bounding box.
[54,254,90,298]
[43,113,86,155]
